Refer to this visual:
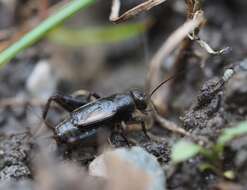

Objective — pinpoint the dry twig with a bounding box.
[155,114,191,137]
[147,12,204,113]
[188,10,230,55]
[149,100,209,145]
[154,113,209,145]
[147,11,204,87]
[110,0,168,23]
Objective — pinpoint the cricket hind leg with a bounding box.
[42,90,101,120]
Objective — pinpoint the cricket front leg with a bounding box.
[127,117,150,140]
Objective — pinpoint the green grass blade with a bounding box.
[218,121,247,145]
[0,0,95,68]
[171,140,202,163]
[47,22,147,46]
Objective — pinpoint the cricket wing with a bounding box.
[71,100,117,126]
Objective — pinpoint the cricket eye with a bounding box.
[131,90,147,110]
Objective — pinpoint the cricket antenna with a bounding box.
[149,70,184,99]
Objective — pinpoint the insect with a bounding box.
[42,76,176,146]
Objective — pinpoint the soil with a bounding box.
[0,0,246,189]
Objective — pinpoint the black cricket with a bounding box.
[42,76,175,145]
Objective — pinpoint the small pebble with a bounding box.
[26,60,57,100]
[239,59,247,71]
[89,147,166,190]
[11,107,26,120]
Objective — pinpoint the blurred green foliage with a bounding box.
[0,0,95,68]
[48,22,148,46]
[172,121,247,164]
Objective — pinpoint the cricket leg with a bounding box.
[119,123,131,147]
[109,123,131,147]
[127,117,150,140]
[43,91,101,120]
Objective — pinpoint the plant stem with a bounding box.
[166,0,201,108]
[0,0,95,68]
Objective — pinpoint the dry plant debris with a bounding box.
[110,0,168,23]
[0,1,247,190]
[147,11,204,113]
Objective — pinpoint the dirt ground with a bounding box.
[0,0,246,189]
